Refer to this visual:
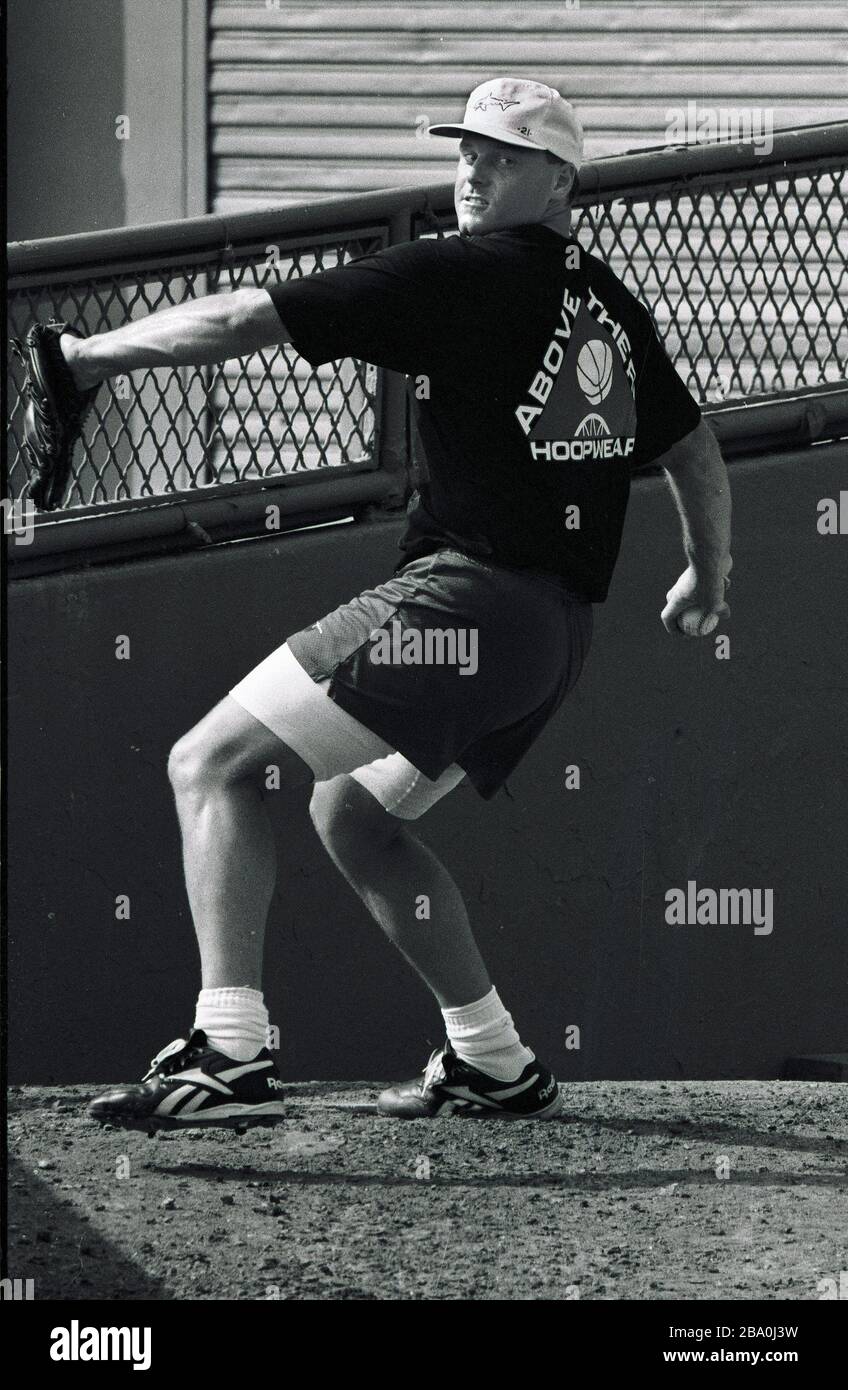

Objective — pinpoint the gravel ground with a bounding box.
[6,1080,846,1302]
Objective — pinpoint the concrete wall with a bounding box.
[7,446,846,1084]
[7,0,205,240]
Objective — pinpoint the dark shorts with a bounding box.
[285,547,594,800]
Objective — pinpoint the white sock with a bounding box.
[441,986,534,1082]
[193,987,269,1062]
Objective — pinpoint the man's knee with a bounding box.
[168,696,314,796]
[167,722,263,795]
[309,774,403,862]
[167,730,220,795]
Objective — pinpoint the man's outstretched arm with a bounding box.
[63,288,289,391]
[654,417,733,635]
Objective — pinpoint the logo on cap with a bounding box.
[473,97,520,112]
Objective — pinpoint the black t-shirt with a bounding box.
[267,224,701,602]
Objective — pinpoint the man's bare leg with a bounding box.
[309,776,492,1008]
[87,696,316,1125]
[309,776,542,1104]
[167,694,312,989]
[61,287,286,391]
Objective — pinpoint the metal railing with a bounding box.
[7,121,848,567]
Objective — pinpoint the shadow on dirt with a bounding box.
[559,1111,848,1159]
[152,1160,846,1192]
[6,1156,171,1300]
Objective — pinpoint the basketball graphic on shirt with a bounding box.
[524,299,637,460]
[577,340,614,404]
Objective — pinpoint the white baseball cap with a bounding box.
[429,77,583,168]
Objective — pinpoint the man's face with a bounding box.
[454,133,564,235]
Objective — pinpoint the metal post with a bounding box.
[367,207,416,517]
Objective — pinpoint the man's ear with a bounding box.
[556,161,577,198]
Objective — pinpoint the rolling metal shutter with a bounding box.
[209,1,848,214]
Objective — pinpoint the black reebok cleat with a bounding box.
[377,1040,564,1120]
[10,320,98,511]
[87,1030,287,1134]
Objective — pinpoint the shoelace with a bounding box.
[421,1048,447,1093]
[144,1036,204,1080]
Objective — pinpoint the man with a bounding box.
[15,78,731,1130]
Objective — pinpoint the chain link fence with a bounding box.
[7,125,847,516]
[8,234,384,510]
[573,164,847,403]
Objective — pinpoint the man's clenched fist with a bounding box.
[661,557,732,637]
